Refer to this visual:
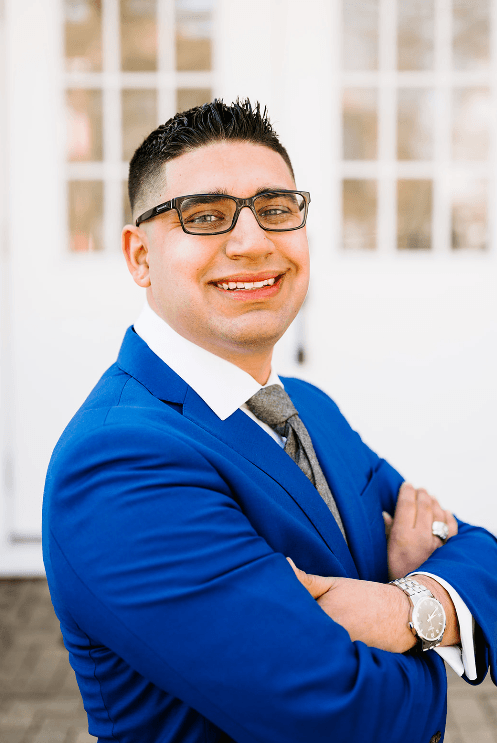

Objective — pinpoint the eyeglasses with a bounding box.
[135,190,311,235]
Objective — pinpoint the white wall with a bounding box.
[1,0,496,575]
[217,0,497,533]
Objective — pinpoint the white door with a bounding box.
[0,0,216,574]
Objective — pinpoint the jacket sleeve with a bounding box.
[358,418,497,687]
[45,417,448,743]
[414,517,497,685]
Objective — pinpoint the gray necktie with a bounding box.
[246,385,346,540]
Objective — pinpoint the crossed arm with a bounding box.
[289,482,461,654]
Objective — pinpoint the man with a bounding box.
[43,99,496,743]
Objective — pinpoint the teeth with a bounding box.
[217,277,278,291]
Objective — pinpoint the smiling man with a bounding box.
[43,100,497,743]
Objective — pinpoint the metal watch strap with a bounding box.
[390,577,445,651]
[391,576,434,600]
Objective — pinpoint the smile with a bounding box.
[216,277,277,291]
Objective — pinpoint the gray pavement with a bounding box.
[0,579,495,743]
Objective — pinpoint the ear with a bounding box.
[122,224,151,288]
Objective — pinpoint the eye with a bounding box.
[259,206,289,217]
[188,213,222,224]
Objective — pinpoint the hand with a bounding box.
[383,483,458,581]
[287,559,460,652]
[287,558,415,653]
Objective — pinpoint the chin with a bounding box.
[215,316,290,351]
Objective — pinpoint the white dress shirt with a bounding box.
[134,301,476,679]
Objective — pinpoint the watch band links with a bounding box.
[391,576,434,599]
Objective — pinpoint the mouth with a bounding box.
[212,273,284,293]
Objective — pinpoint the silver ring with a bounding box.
[432,521,449,543]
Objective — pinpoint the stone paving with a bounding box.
[0,579,495,743]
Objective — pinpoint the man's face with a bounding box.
[137,140,310,360]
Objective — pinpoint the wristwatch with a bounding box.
[390,577,446,651]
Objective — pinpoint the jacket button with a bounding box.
[429,733,442,743]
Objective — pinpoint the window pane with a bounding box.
[123,181,133,226]
[397,180,432,250]
[452,88,491,160]
[342,0,379,71]
[177,88,212,113]
[397,0,434,70]
[66,89,103,162]
[121,0,158,71]
[343,88,378,160]
[65,0,102,72]
[397,89,434,160]
[175,0,213,71]
[68,181,104,252]
[342,179,377,250]
[451,179,487,251]
[453,0,490,71]
[122,89,157,162]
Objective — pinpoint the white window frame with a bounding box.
[64,0,215,254]
[337,0,497,256]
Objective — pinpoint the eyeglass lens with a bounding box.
[179,192,306,234]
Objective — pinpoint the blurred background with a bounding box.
[0,2,496,740]
[0,0,496,575]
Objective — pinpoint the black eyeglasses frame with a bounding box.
[134,189,311,234]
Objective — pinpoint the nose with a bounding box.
[224,205,274,260]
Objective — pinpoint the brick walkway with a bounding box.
[0,579,495,743]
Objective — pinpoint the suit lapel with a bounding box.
[117,328,360,578]
[182,387,358,578]
[287,385,377,582]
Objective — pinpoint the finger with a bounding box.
[414,488,436,532]
[392,482,417,529]
[382,511,393,538]
[430,499,448,548]
[286,557,335,599]
[444,509,458,538]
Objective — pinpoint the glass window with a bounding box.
[65,0,102,73]
[343,88,378,160]
[66,89,103,162]
[177,87,212,113]
[68,181,104,252]
[397,180,432,251]
[397,0,434,71]
[452,88,491,160]
[175,0,213,71]
[453,0,491,71]
[122,89,157,162]
[342,0,379,71]
[451,179,487,251]
[120,0,158,71]
[342,179,377,250]
[397,89,435,160]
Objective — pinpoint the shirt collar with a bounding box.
[133,302,282,421]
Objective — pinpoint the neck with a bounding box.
[146,293,274,385]
[212,346,273,386]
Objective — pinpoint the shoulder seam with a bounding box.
[103,375,132,426]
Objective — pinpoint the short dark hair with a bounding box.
[127,98,295,217]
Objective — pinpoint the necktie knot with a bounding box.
[245,385,298,428]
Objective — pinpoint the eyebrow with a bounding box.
[196,185,293,197]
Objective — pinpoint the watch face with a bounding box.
[412,597,446,642]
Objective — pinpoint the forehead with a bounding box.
[159,141,295,200]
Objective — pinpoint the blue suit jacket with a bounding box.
[43,328,497,743]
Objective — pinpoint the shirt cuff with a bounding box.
[409,571,476,680]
